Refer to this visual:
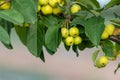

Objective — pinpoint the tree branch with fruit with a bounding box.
[0,0,120,74]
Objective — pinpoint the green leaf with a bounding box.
[114,63,120,74]
[41,15,61,55]
[84,41,95,48]
[78,42,86,51]
[70,17,85,26]
[0,25,10,44]
[2,42,13,49]
[63,42,71,51]
[39,50,45,62]
[102,45,114,58]
[0,9,24,25]
[45,25,60,53]
[72,45,79,57]
[72,11,88,18]
[92,50,100,64]
[111,19,120,27]
[12,0,38,24]
[27,21,45,62]
[41,15,58,28]
[76,0,100,10]
[104,0,120,10]
[85,16,105,46]
[0,19,13,49]
[115,43,120,52]
[15,26,28,45]
[45,47,55,55]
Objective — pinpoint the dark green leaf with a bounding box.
[12,0,38,24]
[45,25,60,53]
[102,45,114,58]
[39,50,45,62]
[45,47,55,55]
[0,19,13,49]
[41,15,58,28]
[85,16,105,46]
[27,21,45,60]
[0,9,24,25]
[72,45,79,57]
[0,25,10,44]
[115,43,120,52]
[70,17,85,26]
[63,42,71,51]
[15,26,28,45]
[78,42,86,51]
[2,42,13,49]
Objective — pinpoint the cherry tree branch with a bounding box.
[109,35,120,44]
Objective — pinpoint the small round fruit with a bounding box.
[96,56,109,68]
[23,23,30,27]
[0,1,11,10]
[61,28,69,38]
[71,4,81,14]
[65,36,74,46]
[69,27,79,37]
[39,0,48,5]
[96,59,103,68]
[41,5,53,15]
[49,0,60,7]
[105,24,115,35]
[38,5,41,12]
[53,7,62,15]
[101,31,109,39]
[99,56,109,67]
[74,36,82,45]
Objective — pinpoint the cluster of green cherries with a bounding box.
[61,27,82,46]
[38,0,64,15]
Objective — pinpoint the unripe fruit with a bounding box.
[65,36,74,46]
[61,28,69,38]
[105,24,115,35]
[101,31,109,39]
[0,1,11,10]
[23,23,30,27]
[41,5,53,15]
[38,5,41,12]
[69,27,79,37]
[96,56,109,68]
[53,7,62,15]
[74,36,82,45]
[96,59,103,68]
[99,56,109,66]
[49,0,60,7]
[39,0,48,5]
[71,4,81,14]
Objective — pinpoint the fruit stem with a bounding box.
[109,35,120,44]
[0,0,11,6]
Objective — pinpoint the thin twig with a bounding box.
[109,35,120,44]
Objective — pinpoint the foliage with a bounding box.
[0,0,120,73]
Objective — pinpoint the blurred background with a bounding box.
[0,0,120,80]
